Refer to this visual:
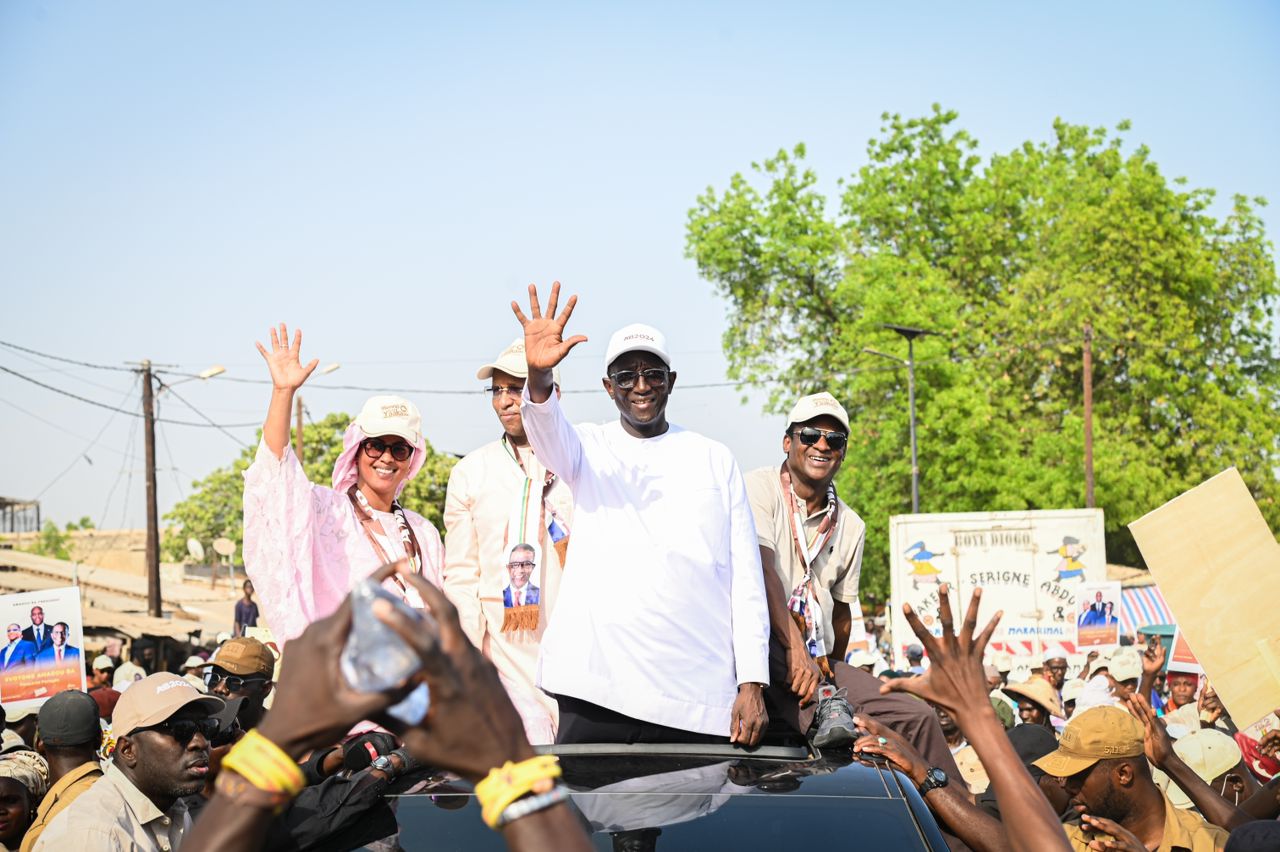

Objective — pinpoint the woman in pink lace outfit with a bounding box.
[242,323,444,644]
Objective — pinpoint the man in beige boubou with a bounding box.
[442,339,573,744]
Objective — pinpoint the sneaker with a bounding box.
[811,684,857,748]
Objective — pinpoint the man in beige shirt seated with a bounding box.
[35,673,223,852]
[1033,705,1231,852]
[20,690,103,852]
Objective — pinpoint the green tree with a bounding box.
[163,412,457,561]
[28,520,72,560]
[686,106,1279,600]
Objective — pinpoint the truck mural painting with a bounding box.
[889,509,1107,670]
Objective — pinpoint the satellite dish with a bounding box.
[186,538,206,562]
[212,538,236,558]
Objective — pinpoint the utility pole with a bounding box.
[140,360,162,618]
[295,395,305,464]
[1083,323,1095,508]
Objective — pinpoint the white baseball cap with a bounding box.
[604,324,670,374]
[1042,645,1070,663]
[354,395,422,445]
[786,392,850,432]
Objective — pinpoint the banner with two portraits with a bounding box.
[0,586,87,712]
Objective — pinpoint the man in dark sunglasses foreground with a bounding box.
[33,673,223,851]
[744,392,964,783]
[196,636,276,731]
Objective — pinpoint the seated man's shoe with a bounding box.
[811,684,857,748]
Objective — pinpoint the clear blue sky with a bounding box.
[2,1,1277,532]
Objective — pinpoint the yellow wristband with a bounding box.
[474,755,562,829]
[221,729,307,797]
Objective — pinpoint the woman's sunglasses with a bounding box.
[791,427,848,451]
[361,437,415,462]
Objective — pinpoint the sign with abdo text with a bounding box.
[0,586,87,712]
[1129,468,1280,730]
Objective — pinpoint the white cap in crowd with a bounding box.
[604,324,670,373]
[354,395,422,446]
[787,392,850,432]
[1042,645,1069,663]
[91,655,114,672]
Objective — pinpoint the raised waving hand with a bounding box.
[511,283,587,401]
[256,322,319,391]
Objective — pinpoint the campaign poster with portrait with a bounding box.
[1076,580,1122,647]
[0,586,87,711]
[501,541,542,633]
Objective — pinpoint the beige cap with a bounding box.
[846,648,878,668]
[91,654,114,672]
[181,656,205,670]
[1033,706,1144,777]
[1061,679,1087,704]
[786,392,850,432]
[475,338,560,385]
[112,672,224,737]
[1103,647,1142,683]
[202,637,275,678]
[1165,729,1242,808]
[354,395,422,445]
[1003,678,1066,719]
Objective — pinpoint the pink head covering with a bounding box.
[331,421,426,500]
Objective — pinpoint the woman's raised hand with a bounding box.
[511,282,588,373]
[255,323,319,391]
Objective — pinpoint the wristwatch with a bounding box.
[370,754,397,776]
[918,767,948,796]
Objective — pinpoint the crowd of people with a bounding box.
[0,283,1276,850]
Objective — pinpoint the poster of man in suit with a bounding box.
[1076,580,1122,647]
[0,587,87,711]
[503,542,541,608]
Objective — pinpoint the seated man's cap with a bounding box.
[91,655,114,672]
[475,338,561,385]
[202,637,275,679]
[1033,706,1143,778]
[38,690,101,747]
[1002,678,1065,719]
[786,392,850,433]
[604,324,670,373]
[354,395,422,446]
[112,673,223,737]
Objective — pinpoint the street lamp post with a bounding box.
[864,324,937,513]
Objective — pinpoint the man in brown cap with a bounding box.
[33,673,222,852]
[1033,705,1230,851]
[199,637,275,730]
[22,690,103,852]
[1003,678,1064,731]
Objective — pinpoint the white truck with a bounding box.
[888,509,1107,671]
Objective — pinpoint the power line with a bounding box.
[155,380,252,448]
[0,363,259,429]
[0,339,133,372]
[0,397,131,458]
[34,376,139,499]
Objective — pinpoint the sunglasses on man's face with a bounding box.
[136,717,220,746]
[487,386,524,399]
[203,671,268,693]
[508,560,534,570]
[360,437,414,462]
[608,369,669,390]
[791,427,848,452]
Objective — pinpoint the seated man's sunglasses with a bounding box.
[608,369,669,390]
[791,427,848,451]
[360,437,415,462]
[135,717,220,745]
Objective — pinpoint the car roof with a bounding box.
[375,744,951,851]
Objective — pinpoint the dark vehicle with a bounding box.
[365,743,950,851]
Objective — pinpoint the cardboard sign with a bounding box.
[1076,581,1122,647]
[0,586,88,712]
[1129,468,1280,730]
